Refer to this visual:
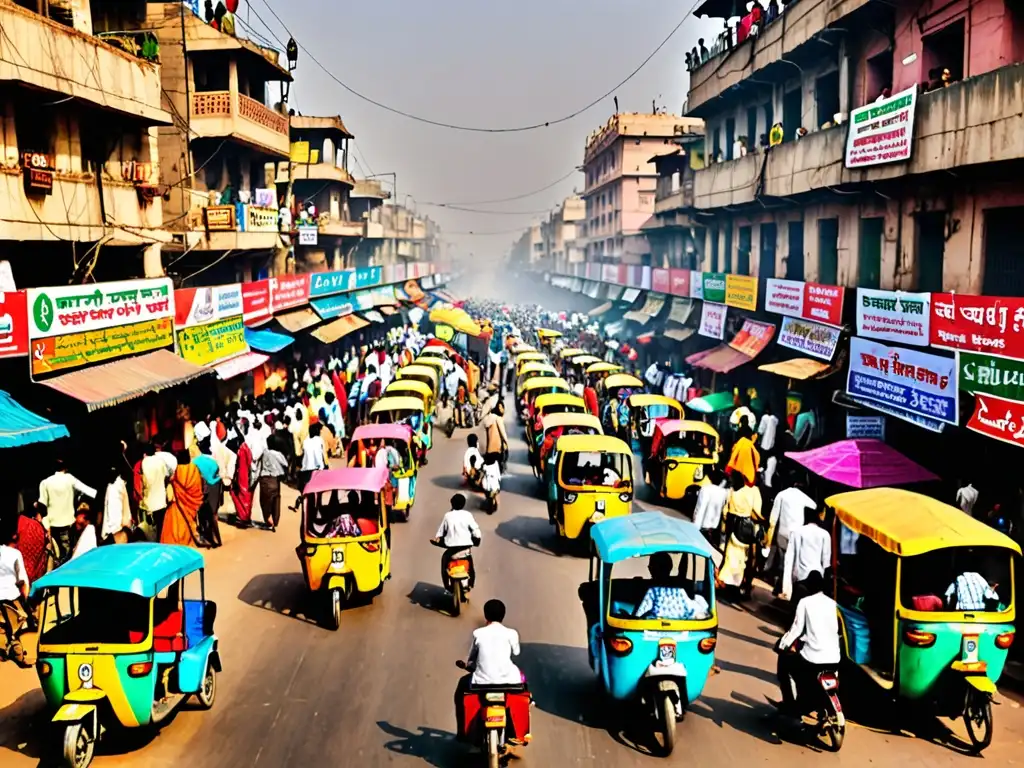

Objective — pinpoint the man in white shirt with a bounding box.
[757,405,779,453]
[776,570,840,715]
[455,599,524,735]
[767,480,817,595]
[37,459,97,563]
[71,508,98,561]
[956,480,979,517]
[463,435,483,485]
[692,470,729,545]
[433,494,482,592]
[0,529,30,665]
[782,507,832,601]
[140,443,172,537]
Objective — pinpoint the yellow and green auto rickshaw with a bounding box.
[537,328,563,349]
[346,423,418,521]
[384,378,435,415]
[516,361,559,397]
[527,393,588,445]
[532,412,603,477]
[602,373,645,403]
[516,351,550,373]
[643,420,720,502]
[396,363,440,402]
[519,376,570,421]
[828,488,1020,753]
[546,434,634,546]
[371,395,431,462]
[626,393,685,454]
[565,354,601,380]
[585,361,623,385]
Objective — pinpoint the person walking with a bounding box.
[161,452,205,547]
[259,440,288,532]
[37,459,97,564]
[230,437,255,528]
[98,466,132,544]
[481,405,508,472]
[139,442,173,539]
[782,507,832,603]
[193,440,223,547]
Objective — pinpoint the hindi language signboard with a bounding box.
[931,293,1024,360]
[699,302,727,340]
[856,288,930,346]
[28,278,173,339]
[31,318,174,377]
[967,392,1024,449]
[959,352,1024,401]
[778,316,841,360]
[845,85,917,169]
[725,274,758,311]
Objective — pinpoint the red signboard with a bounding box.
[242,279,271,325]
[669,269,690,297]
[930,293,1024,359]
[728,319,776,357]
[270,274,311,312]
[967,392,1024,449]
[803,282,844,326]
[651,268,670,294]
[0,290,28,357]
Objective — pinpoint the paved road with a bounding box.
[2,399,1023,767]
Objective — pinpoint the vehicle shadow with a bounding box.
[0,688,46,764]
[376,721,472,767]
[517,642,605,730]
[494,516,566,558]
[431,474,468,492]
[688,689,784,745]
[717,625,781,651]
[237,572,371,629]
[407,581,460,618]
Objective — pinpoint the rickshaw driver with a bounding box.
[635,552,710,621]
[775,570,840,716]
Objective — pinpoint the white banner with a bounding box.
[699,302,726,340]
[765,279,804,317]
[28,278,173,339]
[845,85,917,169]
[690,271,704,301]
[856,288,930,346]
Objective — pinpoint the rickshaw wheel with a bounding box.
[329,589,343,630]
[657,693,677,756]
[197,664,217,710]
[963,691,993,753]
[61,723,94,768]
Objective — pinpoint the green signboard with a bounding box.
[702,272,726,304]
[959,352,1024,402]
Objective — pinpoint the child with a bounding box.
[463,434,483,486]
[481,452,502,511]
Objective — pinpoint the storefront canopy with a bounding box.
[624,294,665,325]
[786,439,940,489]
[429,307,481,336]
[364,310,385,324]
[685,391,736,414]
[275,307,321,333]
[589,301,614,316]
[759,358,831,380]
[687,319,775,374]
[310,314,368,344]
[40,350,210,413]
[244,327,294,353]
[0,390,69,448]
[663,328,695,343]
[214,352,269,380]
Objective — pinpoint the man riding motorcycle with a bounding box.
[775,569,840,716]
[432,494,481,593]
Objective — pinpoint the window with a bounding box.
[858,217,884,288]
[737,226,751,274]
[916,211,945,291]
[746,106,758,154]
[712,127,721,161]
[14,94,55,156]
[759,223,777,278]
[922,19,965,87]
[723,227,733,273]
[866,49,894,103]
[815,70,840,128]
[818,218,839,285]
[709,227,720,271]
[783,87,802,143]
[900,547,1012,614]
[982,208,1024,296]
[725,117,736,160]
[762,101,774,146]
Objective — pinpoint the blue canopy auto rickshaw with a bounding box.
[579,512,717,756]
[31,544,220,768]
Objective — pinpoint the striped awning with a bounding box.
[214,352,269,380]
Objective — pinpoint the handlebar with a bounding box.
[456,659,470,671]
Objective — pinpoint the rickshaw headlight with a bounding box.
[996,632,1015,650]
[564,492,577,504]
[903,629,936,648]
[618,492,632,502]
[78,663,93,683]
[38,661,52,678]
[693,465,704,481]
[128,662,153,678]
[607,636,633,656]
[698,637,717,654]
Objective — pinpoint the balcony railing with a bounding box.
[192,91,232,118]
[190,91,290,154]
[238,93,288,136]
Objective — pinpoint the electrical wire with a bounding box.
[418,167,580,206]
[256,0,701,133]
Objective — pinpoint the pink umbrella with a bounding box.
[785,439,939,489]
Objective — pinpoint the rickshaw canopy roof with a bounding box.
[350,423,414,443]
[516,352,547,364]
[826,488,1022,557]
[559,348,586,359]
[654,419,720,439]
[397,365,439,383]
[534,393,587,411]
[628,394,683,411]
[424,338,457,353]
[542,412,602,431]
[429,307,481,336]
[586,361,623,374]
[537,328,563,338]
[570,354,601,367]
[31,543,204,598]
[512,344,537,354]
[592,511,715,564]
[371,396,426,413]
[518,362,557,376]
[413,357,448,370]
[385,379,432,397]
[417,347,449,358]
[303,467,391,496]
[604,373,644,389]
[522,376,569,392]
[555,433,632,455]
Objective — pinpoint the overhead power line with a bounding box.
[421,203,557,216]
[256,0,701,133]
[418,167,581,207]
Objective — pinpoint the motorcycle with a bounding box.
[430,538,477,617]
[774,643,846,751]
[455,660,532,767]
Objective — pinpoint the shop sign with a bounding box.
[31,318,173,377]
[690,271,704,300]
[601,264,618,283]
[203,205,237,231]
[966,392,1024,449]
[766,279,845,326]
[309,270,356,298]
[173,284,243,328]
[931,293,1024,359]
[310,296,355,320]
[778,316,841,361]
[846,392,945,433]
[725,274,758,311]
[371,285,397,306]
[175,315,247,366]
[626,266,642,288]
[22,151,53,195]
[729,319,775,357]
[242,279,271,325]
[845,85,917,169]
[28,278,172,339]
[254,188,276,208]
[702,272,726,303]
[846,414,885,440]
[616,265,628,285]
[651,269,671,294]
[669,269,690,297]
[269,274,310,312]
[856,288,930,346]
[765,279,804,317]
[587,263,600,280]
[355,266,382,288]
[0,290,28,357]
[297,225,318,246]
[847,336,958,425]
[699,302,726,340]
[959,352,1024,401]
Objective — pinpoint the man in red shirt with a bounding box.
[15,509,47,583]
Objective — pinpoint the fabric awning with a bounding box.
[275,307,320,333]
[380,306,397,315]
[663,327,695,342]
[0,390,69,447]
[214,352,269,380]
[40,350,210,412]
[685,391,737,414]
[310,314,368,344]
[687,319,775,373]
[759,358,831,380]
[786,439,939,488]
[686,345,751,373]
[364,310,385,323]
[623,310,653,325]
[589,301,614,316]
[244,327,294,353]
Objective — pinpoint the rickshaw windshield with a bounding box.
[40,587,150,646]
[898,546,1013,614]
[560,451,632,487]
[607,553,712,621]
[305,489,380,539]
[665,432,717,459]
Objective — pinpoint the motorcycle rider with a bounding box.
[776,569,840,716]
[432,494,481,593]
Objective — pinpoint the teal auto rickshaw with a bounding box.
[31,544,220,768]
[579,512,717,756]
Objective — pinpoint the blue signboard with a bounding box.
[311,296,355,320]
[355,266,382,289]
[309,270,356,298]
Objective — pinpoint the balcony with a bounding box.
[0,1,170,124]
[693,64,1024,209]
[319,219,365,238]
[191,91,290,157]
[184,202,281,250]
[275,161,354,186]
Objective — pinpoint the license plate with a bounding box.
[331,548,345,565]
[596,500,606,511]
[962,634,980,663]
[658,641,676,665]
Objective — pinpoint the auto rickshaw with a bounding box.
[347,423,418,520]
[519,376,570,422]
[512,343,537,355]
[296,467,393,630]
[603,372,645,403]
[566,354,601,381]
[532,412,603,477]
[585,361,623,384]
[397,363,441,401]
[578,512,717,756]
[644,420,720,502]
[515,351,549,372]
[627,394,684,454]
[537,328,563,349]
[31,544,220,768]
[827,488,1020,754]
[546,434,634,544]
[384,378,435,415]
[515,362,558,396]
[371,395,431,460]
[527,393,588,447]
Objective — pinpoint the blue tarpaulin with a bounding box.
[244,327,294,353]
[0,390,69,448]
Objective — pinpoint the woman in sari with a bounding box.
[726,425,760,486]
[231,438,255,528]
[160,452,205,547]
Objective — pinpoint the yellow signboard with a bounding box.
[176,315,247,366]
[725,274,758,311]
[31,317,173,376]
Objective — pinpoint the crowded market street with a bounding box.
[2,384,1022,767]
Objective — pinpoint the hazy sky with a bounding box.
[251,0,717,261]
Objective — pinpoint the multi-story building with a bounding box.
[508,222,544,266]
[582,112,703,266]
[685,0,1024,293]
[644,125,706,270]
[545,196,586,274]
[0,0,173,285]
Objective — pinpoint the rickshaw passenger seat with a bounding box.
[183,600,205,645]
[153,610,185,652]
